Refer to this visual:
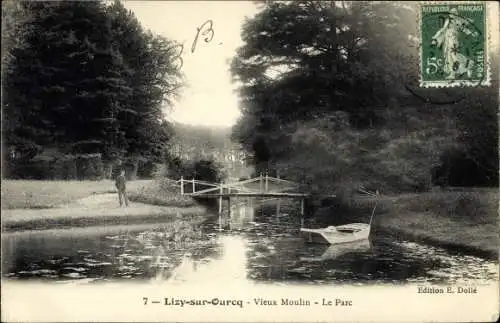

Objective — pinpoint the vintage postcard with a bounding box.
[1,1,499,322]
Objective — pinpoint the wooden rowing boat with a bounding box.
[300,189,379,245]
[300,222,371,244]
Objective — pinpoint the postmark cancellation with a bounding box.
[419,1,491,87]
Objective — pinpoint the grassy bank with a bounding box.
[1,179,151,209]
[127,179,197,208]
[2,205,206,232]
[1,179,196,209]
[1,179,206,232]
[315,189,498,259]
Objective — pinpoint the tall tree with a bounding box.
[231,1,466,193]
[106,1,183,162]
[3,1,184,173]
[3,1,131,158]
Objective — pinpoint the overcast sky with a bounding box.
[123,1,258,127]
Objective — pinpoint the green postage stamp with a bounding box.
[419,2,490,87]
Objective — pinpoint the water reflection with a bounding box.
[1,199,498,285]
[229,200,255,230]
[299,240,372,262]
[167,235,248,284]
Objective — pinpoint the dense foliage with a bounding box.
[231,1,498,195]
[2,1,182,178]
[164,153,227,193]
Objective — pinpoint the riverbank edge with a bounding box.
[374,192,499,260]
[374,225,498,260]
[1,205,208,233]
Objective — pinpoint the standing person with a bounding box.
[115,169,129,207]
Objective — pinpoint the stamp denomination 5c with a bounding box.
[419,2,490,87]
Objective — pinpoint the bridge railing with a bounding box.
[182,176,262,196]
[179,173,299,196]
[177,177,226,195]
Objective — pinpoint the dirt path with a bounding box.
[2,193,206,232]
[69,193,128,208]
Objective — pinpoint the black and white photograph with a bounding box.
[1,1,499,322]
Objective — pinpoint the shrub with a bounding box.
[74,154,104,180]
[192,159,226,183]
[6,159,52,180]
[163,154,187,179]
[51,154,78,179]
[127,178,197,208]
[5,151,105,180]
[152,163,167,178]
[137,160,159,179]
[163,153,226,184]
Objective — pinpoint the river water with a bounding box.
[2,200,498,285]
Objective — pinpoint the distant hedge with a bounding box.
[4,150,160,180]
[5,153,104,180]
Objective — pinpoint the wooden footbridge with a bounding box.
[174,174,335,226]
[180,174,307,198]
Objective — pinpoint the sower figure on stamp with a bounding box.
[431,8,478,79]
[115,169,129,207]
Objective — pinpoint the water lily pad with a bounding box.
[63,267,87,272]
[63,272,86,279]
[118,265,138,272]
[41,274,59,279]
[86,262,112,268]
[83,258,100,263]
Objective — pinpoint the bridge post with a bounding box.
[276,199,281,223]
[227,197,231,224]
[192,178,195,193]
[265,172,268,192]
[180,176,184,195]
[218,181,224,228]
[300,198,305,227]
[259,173,263,192]
[218,181,223,215]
